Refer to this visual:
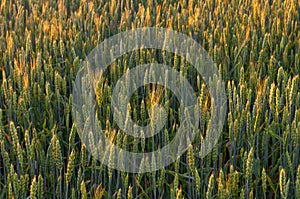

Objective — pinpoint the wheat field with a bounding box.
[0,0,299,198]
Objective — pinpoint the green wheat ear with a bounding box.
[262,168,267,195]
[7,174,12,199]
[239,187,245,199]
[228,165,239,198]
[37,174,44,199]
[194,168,201,194]
[30,176,37,199]
[187,144,195,174]
[206,173,215,199]
[217,169,227,199]
[279,168,290,199]
[246,148,254,183]
[72,188,76,199]
[127,185,133,199]
[176,187,183,199]
[117,188,122,199]
[80,180,87,199]
[64,148,74,185]
[10,164,19,198]
[174,172,179,191]
[9,121,19,155]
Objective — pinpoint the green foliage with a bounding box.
[0,0,299,198]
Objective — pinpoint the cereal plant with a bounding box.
[0,0,299,198]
